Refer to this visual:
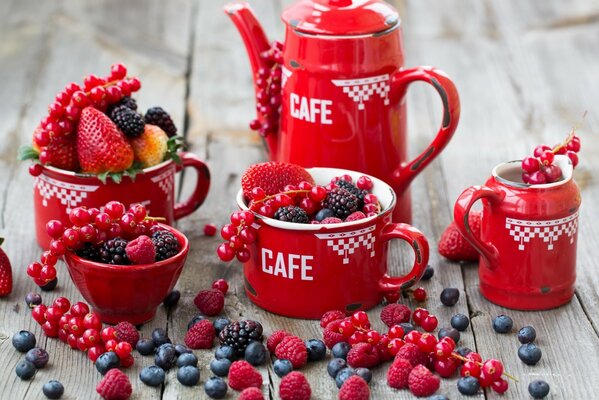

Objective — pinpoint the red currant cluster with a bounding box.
[27,201,160,288]
[34,63,141,153]
[216,211,257,262]
[248,181,329,218]
[412,307,438,332]
[30,296,134,366]
[249,41,283,137]
[521,132,581,184]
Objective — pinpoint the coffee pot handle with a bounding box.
[453,186,503,269]
[378,223,429,294]
[390,67,460,195]
[174,152,211,220]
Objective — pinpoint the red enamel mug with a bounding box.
[454,155,581,310]
[236,167,429,319]
[33,153,210,249]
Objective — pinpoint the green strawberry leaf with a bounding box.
[123,165,143,182]
[17,145,40,161]
[165,136,186,165]
[109,173,122,184]
[97,171,110,185]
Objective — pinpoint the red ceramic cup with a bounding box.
[63,224,189,324]
[33,152,210,249]
[236,168,429,319]
[454,155,581,310]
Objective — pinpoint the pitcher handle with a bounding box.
[453,186,503,269]
[390,67,460,194]
[174,152,211,220]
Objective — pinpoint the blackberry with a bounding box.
[145,106,177,137]
[323,187,358,219]
[335,179,368,208]
[76,243,101,262]
[108,96,138,113]
[99,237,129,265]
[152,230,180,261]
[273,206,310,223]
[110,105,145,137]
[218,320,263,357]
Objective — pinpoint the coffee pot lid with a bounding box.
[282,0,400,35]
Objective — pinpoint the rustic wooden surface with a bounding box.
[0,0,598,399]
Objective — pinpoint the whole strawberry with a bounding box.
[96,368,132,400]
[77,107,134,174]
[438,211,481,261]
[0,238,12,297]
[242,162,315,200]
[33,125,80,171]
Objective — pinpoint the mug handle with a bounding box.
[390,67,460,195]
[453,186,503,269]
[378,223,429,293]
[174,152,211,220]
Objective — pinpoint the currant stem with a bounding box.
[250,189,311,206]
[144,216,166,222]
[450,352,519,382]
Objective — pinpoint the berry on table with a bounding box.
[95,351,120,375]
[177,352,198,367]
[16,360,36,380]
[518,325,536,344]
[275,335,308,369]
[136,338,155,355]
[204,376,228,399]
[381,303,411,327]
[413,287,427,302]
[244,341,267,365]
[204,223,218,236]
[211,358,232,377]
[450,313,470,331]
[387,358,412,389]
[162,290,181,308]
[274,359,293,377]
[187,315,207,331]
[421,264,434,280]
[194,289,225,316]
[155,343,178,370]
[492,314,513,333]
[26,347,49,368]
[25,292,43,308]
[114,321,139,346]
[219,320,264,357]
[339,375,369,400]
[346,342,380,369]
[518,343,542,365]
[177,365,200,386]
[184,319,215,349]
[228,360,263,391]
[440,287,460,306]
[213,318,231,334]
[408,364,440,397]
[327,358,347,378]
[528,380,550,399]
[12,330,37,352]
[96,369,132,400]
[335,367,357,389]
[305,339,326,362]
[332,342,351,359]
[457,376,480,395]
[212,279,229,295]
[421,314,438,332]
[151,327,171,347]
[140,365,165,387]
[438,327,460,343]
[42,380,64,399]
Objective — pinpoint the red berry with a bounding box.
[308,186,327,202]
[76,336,88,351]
[83,328,101,346]
[29,163,43,176]
[220,224,236,241]
[105,85,122,102]
[466,352,482,363]
[533,144,551,157]
[356,176,373,191]
[119,213,137,232]
[41,251,57,266]
[58,328,68,343]
[104,339,118,352]
[27,262,43,278]
[101,327,116,343]
[421,315,438,332]
[42,321,59,337]
[528,170,547,185]
[69,316,85,336]
[95,213,112,231]
[249,119,261,130]
[217,243,235,262]
[567,150,579,168]
[40,265,57,282]
[387,338,405,356]
[384,291,400,303]
[478,370,495,388]
[120,354,135,368]
[70,301,90,317]
[62,228,80,248]
[435,341,454,359]
[539,150,554,165]
[236,247,251,262]
[105,201,125,219]
[239,227,258,244]
[412,308,429,325]
[543,164,562,183]
[413,287,427,302]
[212,279,229,295]
[567,138,581,152]
[404,330,421,345]
[348,331,367,346]
[83,313,102,330]
[88,345,106,362]
[204,223,218,236]
[434,357,459,378]
[299,198,318,214]
[388,325,405,339]
[127,77,141,92]
[49,239,66,256]
[59,314,71,331]
[79,224,97,242]
[110,63,127,80]
[339,320,356,338]
[45,306,63,323]
[351,311,370,328]
[365,330,381,345]
[46,220,65,239]
[53,297,71,314]
[363,193,378,204]
[461,361,481,378]
[491,378,509,394]
[32,304,48,324]
[70,207,91,226]
[521,156,540,173]
[417,333,437,353]
[115,341,133,359]
[482,359,504,380]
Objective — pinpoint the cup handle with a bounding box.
[390,67,460,195]
[453,186,503,269]
[378,223,430,294]
[173,152,211,220]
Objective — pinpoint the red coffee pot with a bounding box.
[226,0,461,222]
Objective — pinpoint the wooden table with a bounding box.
[1,0,598,398]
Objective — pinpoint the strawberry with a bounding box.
[77,107,134,174]
[0,238,13,297]
[130,124,168,168]
[241,162,314,200]
[438,211,481,261]
[32,125,80,171]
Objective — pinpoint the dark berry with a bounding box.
[12,330,36,352]
[136,338,155,355]
[110,105,145,137]
[175,344,191,356]
[355,367,372,383]
[518,326,536,344]
[455,346,473,357]
[314,208,334,222]
[399,322,416,335]
[218,320,264,357]
[213,318,231,334]
[518,343,542,365]
[528,380,550,398]
[457,376,480,395]
[214,345,235,360]
[421,264,434,280]
[492,315,513,333]
[152,328,171,347]
[76,243,101,262]
[26,347,49,368]
[440,287,460,306]
[140,365,165,387]
[305,339,326,362]
[204,376,228,399]
[95,351,120,375]
[144,106,177,137]
[15,360,36,380]
[152,230,181,261]
[450,314,470,331]
[188,315,207,330]
[274,206,310,223]
[177,365,200,386]
[327,358,347,378]
[210,358,232,377]
[335,179,368,209]
[177,352,198,368]
[25,292,42,308]
[155,343,177,370]
[108,96,138,113]
[40,278,58,291]
[323,187,358,219]
[335,367,356,389]
[42,380,64,399]
[331,342,351,359]
[244,341,267,366]
[162,290,180,308]
[273,359,293,377]
[438,327,460,343]
[100,237,129,265]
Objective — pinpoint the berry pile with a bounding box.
[249,41,283,137]
[521,130,581,184]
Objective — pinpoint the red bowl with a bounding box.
[63,224,189,325]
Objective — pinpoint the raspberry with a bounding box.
[184,319,215,349]
[323,187,358,219]
[110,105,145,138]
[395,343,428,367]
[381,304,411,327]
[339,375,369,400]
[345,211,366,222]
[267,330,291,353]
[125,235,155,265]
[239,387,264,400]
[346,342,381,368]
[114,321,139,347]
[275,336,308,369]
[144,106,177,137]
[194,289,224,316]
[321,217,343,224]
[408,365,440,397]
[323,320,346,349]
[228,360,262,391]
[279,371,311,400]
[320,310,345,328]
[96,368,132,400]
[387,358,413,389]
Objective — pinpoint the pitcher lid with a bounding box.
[282,0,400,35]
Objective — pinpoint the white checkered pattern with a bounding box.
[151,171,174,199]
[506,212,579,251]
[35,176,99,213]
[332,74,390,110]
[315,226,376,264]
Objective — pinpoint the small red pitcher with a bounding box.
[454,155,581,310]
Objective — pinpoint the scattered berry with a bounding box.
[335,367,357,389]
[25,292,43,308]
[187,315,207,330]
[215,345,235,360]
[12,330,37,352]
[381,303,411,327]
[194,289,225,316]
[96,368,132,400]
[211,358,232,377]
[177,352,198,368]
[219,320,264,357]
[305,339,326,362]
[528,380,550,399]
[518,326,537,344]
[0,238,13,296]
[339,375,369,400]
[154,343,177,370]
[421,265,434,280]
[413,287,427,301]
[320,310,345,328]
[408,364,440,397]
[275,335,308,369]
[185,319,216,349]
[457,376,480,396]
[114,321,139,347]
[245,341,267,366]
[327,358,347,378]
[492,315,513,333]
[177,365,200,386]
[279,371,311,400]
[162,290,180,308]
[518,343,542,365]
[204,376,228,399]
[204,223,218,236]
[213,317,231,334]
[212,279,229,295]
[387,358,412,389]
[26,347,49,368]
[354,367,372,384]
[140,365,165,387]
[239,387,265,400]
[136,338,155,355]
[15,360,36,380]
[273,359,294,377]
[347,342,380,368]
[332,342,351,359]
[440,288,460,306]
[42,380,64,399]
[267,329,292,353]
[438,327,460,343]
[450,314,470,331]
[151,327,171,347]
[228,360,262,391]
[95,351,120,375]
[395,343,428,367]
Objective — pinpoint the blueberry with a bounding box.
[136,338,155,355]
[518,326,536,344]
[528,380,550,398]
[457,376,480,395]
[455,346,473,357]
[12,330,36,353]
[155,343,177,370]
[15,360,36,380]
[305,339,326,362]
[427,395,449,400]
[40,278,58,291]
[273,359,293,377]
[210,358,232,377]
[438,327,460,343]
[187,315,207,330]
[450,314,470,331]
[175,344,191,356]
[95,351,120,375]
[26,347,49,368]
[315,208,335,221]
[162,290,180,308]
[327,358,347,378]
[492,315,513,333]
[440,287,460,306]
[177,365,200,386]
[399,323,415,335]
[177,352,198,368]
[421,265,434,281]
[518,343,542,365]
[213,318,231,334]
[335,367,356,388]
[331,342,351,360]
[42,380,64,399]
[25,292,42,308]
[244,341,267,366]
[140,365,165,387]
[214,345,235,360]
[204,376,228,399]
[151,328,171,347]
[355,368,372,383]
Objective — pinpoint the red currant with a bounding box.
[567,150,579,168]
[119,212,137,232]
[478,370,495,388]
[348,331,367,345]
[528,170,547,185]
[115,341,133,359]
[404,330,421,344]
[236,248,251,263]
[120,354,135,368]
[384,291,400,303]
[71,91,89,107]
[299,198,318,214]
[69,207,91,226]
[41,251,57,266]
[539,150,554,165]
[365,330,381,345]
[44,306,63,323]
[77,336,88,351]
[521,156,540,173]
[417,333,438,353]
[388,325,405,339]
[543,164,562,182]
[118,80,132,96]
[363,204,379,214]
[338,320,356,338]
[387,338,405,356]
[251,187,266,200]
[87,345,106,362]
[82,328,101,347]
[58,328,68,343]
[567,137,581,152]
[83,74,102,90]
[110,63,127,80]
[105,85,123,103]
[482,359,504,380]
[308,186,327,202]
[70,301,90,317]
[239,211,255,225]
[421,314,438,332]
[239,227,258,244]
[211,279,229,295]
[465,352,482,363]
[90,86,106,102]
[83,313,102,330]
[79,224,97,242]
[128,204,147,222]
[29,163,43,177]
[39,265,57,282]
[95,212,112,231]
[413,287,427,302]
[66,333,78,349]
[434,357,459,378]
[412,307,429,325]
[220,224,237,241]
[53,297,71,314]
[351,311,370,328]
[435,341,454,359]
[49,239,66,256]
[127,77,141,92]
[69,316,85,336]
[461,360,481,378]
[105,201,125,219]
[274,194,293,207]
[108,223,123,239]
[27,262,42,278]
[42,321,59,338]
[59,314,71,331]
[533,144,551,157]
[217,243,235,262]
[491,378,509,394]
[363,193,378,205]
[249,119,261,131]
[62,228,81,248]
[32,304,48,324]
[101,327,116,343]
[204,223,218,236]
